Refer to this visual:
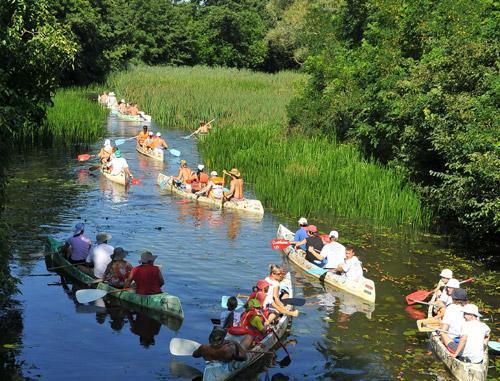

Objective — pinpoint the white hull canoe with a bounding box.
[426,296,488,381]
[116,111,151,122]
[276,224,376,303]
[136,143,164,162]
[157,174,264,216]
[202,273,294,381]
[100,167,129,186]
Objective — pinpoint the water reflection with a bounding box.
[98,175,129,203]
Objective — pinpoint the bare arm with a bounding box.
[294,238,307,249]
[158,271,165,287]
[451,336,467,357]
[308,246,323,261]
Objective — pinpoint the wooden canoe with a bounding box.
[202,272,294,381]
[426,295,488,381]
[100,167,129,186]
[157,173,264,216]
[136,143,164,162]
[276,224,376,303]
[45,237,184,320]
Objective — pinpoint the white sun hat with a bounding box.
[440,269,453,279]
[462,304,482,317]
[156,132,161,137]
[446,278,460,289]
[210,171,218,176]
[198,164,205,171]
[298,217,308,225]
[104,139,111,147]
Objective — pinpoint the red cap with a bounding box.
[256,279,269,290]
[307,225,318,233]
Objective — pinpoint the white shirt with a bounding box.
[109,157,128,176]
[460,320,490,363]
[219,310,241,327]
[86,243,114,278]
[439,291,452,306]
[321,242,346,269]
[442,303,465,338]
[341,256,363,282]
[264,276,280,308]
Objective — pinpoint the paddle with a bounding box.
[115,137,136,146]
[169,149,181,157]
[256,310,291,367]
[406,278,475,305]
[75,287,132,304]
[131,177,141,185]
[77,154,95,161]
[488,341,500,352]
[416,318,442,332]
[271,238,292,250]
[408,299,440,306]
[183,117,218,139]
[405,305,426,320]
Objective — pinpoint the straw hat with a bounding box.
[139,251,157,264]
[228,168,241,178]
[96,232,112,244]
[180,159,187,165]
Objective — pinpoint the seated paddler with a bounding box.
[192,327,247,362]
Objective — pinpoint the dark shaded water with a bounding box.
[2,116,498,380]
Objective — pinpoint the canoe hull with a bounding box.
[100,167,129,186]
[136,143,164,161]
[157,173,264,216]
[276,224,376,303]
[202,273,293,381]
[45,237,184,320]
[116,112,151,122]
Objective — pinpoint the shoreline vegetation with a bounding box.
[103,65,427,227]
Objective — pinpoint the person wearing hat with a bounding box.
[135,125,149,145]
[102,247,133,288]
[440,287,468,349]
[150,132,168,154]
[98,139,113,164]
[190,164,209,193]
[174,159,194,186]
[107,148,133,178]
[193,326,247,362]
[438,277,460,306]
[124,251,164,295]
[320,230,346,270]
[143,131,155,149]
[63,222,92,264]
[294,225,324,264]
[292,217,309,251]
[451,304,490,363]
[195,170,224,199]
[223,168,244,201]
[85,233,114,278]
[433,268,453,298]
[335,245,364,282]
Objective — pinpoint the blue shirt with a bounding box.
[294,227,308,250]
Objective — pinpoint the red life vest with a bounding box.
[228,308,264,339]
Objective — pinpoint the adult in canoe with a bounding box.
[102,247,132,288]
[107,149,133,178]
[265,265,299,321]
[335,245,364,282]
[190,164,209,193]
[193,327,247,362]
[451,304,490,363]
[438,278,460,306]
[223,168,244,201]
[128,103,140,116]
[434,269,453,295]
[63,222,92,264]
[151,132,168,154]
[143,131,154,149]
[174,160,194,186]
[98,139,113,164]
[293,217,309,251]
[85,232,113,278]
[125,251,164,295]
[136,125,149,145]
[295,225,324,265]
[195,171,224,199]
[118,99,127,113]
[440,288,468,349]
[220,296,241,329]
[320,230,345,270]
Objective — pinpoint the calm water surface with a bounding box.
[4,116,498,380]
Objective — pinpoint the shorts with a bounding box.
[446,341,459,352]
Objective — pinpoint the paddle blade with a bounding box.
[76,289,107,304]
[271,238,291,250]
[114,139,126,146]
[405,305,426,320]
[405,290,433,305]
[488,341,500,352]
[131,178,141,185]
[170,338,201,356]
[282,297,306,307]
[169,149,181,157]
[221,296,245,310]
[77,154,92,161]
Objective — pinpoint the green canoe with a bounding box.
[45,237,184,320]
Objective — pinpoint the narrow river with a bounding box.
[4,116,498,380]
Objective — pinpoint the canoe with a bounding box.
[157,173,264,216]
[276,224,376,303]
[45,237,184,320]
[136,143,164,162]
[202,272,294,381]
[100,167,129,186]
[426,295,488,381]
[116,111,151,122]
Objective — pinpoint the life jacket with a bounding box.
[198,172,209,184]
[211,176,224,185]
[247,291,267,308]
[228,307,264,340]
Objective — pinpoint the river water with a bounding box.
[3,116,498,380]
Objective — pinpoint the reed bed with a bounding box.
[42,88,107,144]
[105,65,428,226]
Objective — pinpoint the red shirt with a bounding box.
[130,264,162,295]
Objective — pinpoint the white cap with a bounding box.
[210,171,218,176]
[104,139,111,147]
[462,304,482,317]
[329,230,339,239]
[148,131,154,136]
[156,132,161,137]
[440,269,453,279]
[120,99,125,103]
[198,164,205,171]
[447,278,460,288]
[109,92,115,96]
[298,217,308,225]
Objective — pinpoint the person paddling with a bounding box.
[223,168,244,201]
[193,327,247,362]
[295,225,324,265]
[124,251,164,295]
[63,222,92,264]
[335,245,364,282]
[136,125,149,146]
[190,164,209,193]
[151,132,168,154]
[320,230,345,270]
[195,171,224,199]
[102,247,132,288]
[85,232,113,278]
[107,149,133,178]
[193,120,213,136]
[292,217,309,251]
[174,160,194,187]
[98,139,113,164]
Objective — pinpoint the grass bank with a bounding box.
[105,65,428,226]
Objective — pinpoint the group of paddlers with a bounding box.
[62,222,164,295]
[193,264,297,362]
[291,217,366,282]
[97,139,134,178]
[425,269,490,364]
[135,125,168,153]
[98,91,144,117]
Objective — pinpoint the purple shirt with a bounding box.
[66,234,92,261]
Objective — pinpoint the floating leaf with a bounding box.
[403,329,417,336]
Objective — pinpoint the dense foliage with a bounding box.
[285,0,499,243]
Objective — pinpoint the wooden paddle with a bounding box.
[406,278,474,305]
[416,318,442,332]
[75,287,132,304]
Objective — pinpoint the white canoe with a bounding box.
[116,111,151,122]
[426,296,488,381]
[100,167,129,186]
[276,224,376,303]
[136,143,164,162]
[203,272,294,381]
[157,174,264,216]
